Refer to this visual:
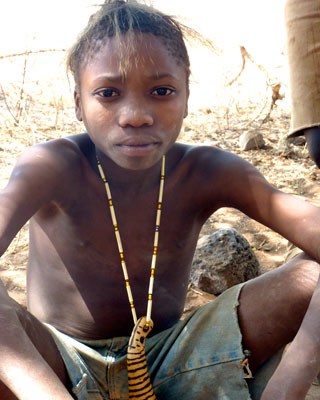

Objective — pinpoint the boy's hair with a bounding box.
[67,0,196,87]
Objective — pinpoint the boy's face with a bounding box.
[75,33,189,170]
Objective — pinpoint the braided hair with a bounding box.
[67,0,193,86]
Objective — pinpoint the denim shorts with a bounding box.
[45,283,281,400]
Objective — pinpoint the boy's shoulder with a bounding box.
[20,133,92,171]
[172,142,226,162]
[1,134,95,228]
[171,142,263,201]
[10,134,92,197]
[172,142,245,175]
[174,142,239,159]
[42,132,92,157]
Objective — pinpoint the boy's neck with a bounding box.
[95,147,165,194]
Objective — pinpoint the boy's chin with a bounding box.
[107,145,168,171]
[112,156,163,171]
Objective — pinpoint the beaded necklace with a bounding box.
[96,155,165,399]
[96,154,165,327]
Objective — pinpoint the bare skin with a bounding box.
[1,33,320,399]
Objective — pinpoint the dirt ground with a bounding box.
[1,53,320,397]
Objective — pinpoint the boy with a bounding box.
[1,1,320,399]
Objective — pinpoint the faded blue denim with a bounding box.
[45,283,280,399]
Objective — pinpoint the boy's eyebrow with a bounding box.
[147,72,180,81]
[92,72,180,83]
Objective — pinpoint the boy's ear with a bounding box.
[184,91,189,118]
[74,88,83,121]
[184,103,188,118]
[183,83,190,118]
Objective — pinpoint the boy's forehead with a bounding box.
[80,33,185,80]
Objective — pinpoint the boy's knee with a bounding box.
[0,295,28,326]
[283,252,320,303]
[286,251,320,274]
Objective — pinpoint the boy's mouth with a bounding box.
[116,139,160,156]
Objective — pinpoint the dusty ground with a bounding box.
[1,52,320,398]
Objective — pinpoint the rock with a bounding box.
[286,135,306,146]
[239,130,265,150]
[190,228,261,295]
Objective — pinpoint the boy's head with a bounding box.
[67,0,191,89]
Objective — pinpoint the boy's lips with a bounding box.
[116,140,160,156]
[115,139,160,156]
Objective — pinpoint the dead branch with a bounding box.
[0,51,30,126]
[226,45,285,126]
[242,46,272,81]
[225,46,247,86]
[0,84,19,124]
[0,49,66,60]
[226,45,273,87]
[15,54,28,122]
[262,83,284,123]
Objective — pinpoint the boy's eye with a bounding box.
[97,89,119,98]
[152,87,174,96]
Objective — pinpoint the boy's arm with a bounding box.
[206,150,320,398]
[1,141,74,252]
[0,142,78,399]
[0,280,73,399]
[206,148,320,261]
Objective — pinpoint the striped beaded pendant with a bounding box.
[96,154,166,400]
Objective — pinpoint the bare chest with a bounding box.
[49,173,199,268]
[27,174,202,336]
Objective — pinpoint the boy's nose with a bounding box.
[118,102,154,128]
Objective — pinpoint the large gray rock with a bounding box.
[190,228,261,295]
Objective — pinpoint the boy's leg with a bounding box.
[0,286,71,399]
[238,252,319,369]
[238,252,320,398]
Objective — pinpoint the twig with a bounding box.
[15,53,29,122]
[226,45,273,87]
[242,46,272,81]
[0,49,66,60]
[226,46,247,86]
[0,84,19,124]
[21,102,36,145]
[190,287,204,296]
[261,83,284,123]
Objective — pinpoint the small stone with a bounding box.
[286,135,306,146]
[239,131,265,150]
